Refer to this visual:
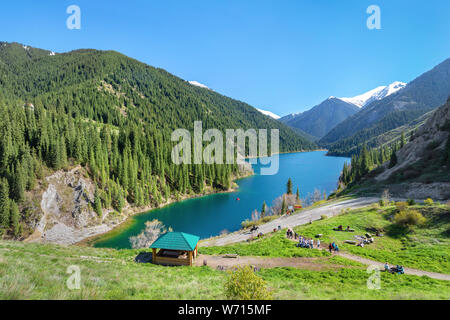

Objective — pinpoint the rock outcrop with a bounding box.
[28,166,118,245]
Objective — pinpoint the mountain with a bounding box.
[0,42,316,241]
[256,108,280,119]
[321,58,450,155]
[279,82,405,140]
[280,98,360,139]
[339,81,406,108]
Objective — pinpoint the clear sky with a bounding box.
[1,1,449,116]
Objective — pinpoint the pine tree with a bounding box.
[296,187,300,202]
[0,178,10,228]
[401,131,406,148]
[389,151,398,168]
[286,178,293,195]
[261,201,266,218]
[281,195,287,215]
[94,189,102,217]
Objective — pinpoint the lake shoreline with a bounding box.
[76,170,255,247]
[83,150,345,249]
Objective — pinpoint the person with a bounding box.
[384,262,389,272]
[335,244,339,252]
[338,225,343,231]
[346,226,351,231]
[317,239,321,249]
[311,239,314,249]
[328,243,333,253]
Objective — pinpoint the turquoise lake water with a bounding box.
[94,151,349,249]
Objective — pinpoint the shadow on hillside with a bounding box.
[385,224,409,239]
[135,252,153,263]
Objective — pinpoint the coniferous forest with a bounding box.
[0,42,317,237]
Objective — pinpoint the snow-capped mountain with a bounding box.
[188,81,210,90]
[339,81,406,108]
[256,108,281,119]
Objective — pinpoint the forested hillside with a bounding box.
[340,98,450,200]
[0,42,316,239]
[321,58,450,156]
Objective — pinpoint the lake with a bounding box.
[93,151,349,249]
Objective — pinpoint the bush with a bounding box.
[395,202,408,212]
[224,266,273,300]
[424,198,434,206]
[394,210,426,229]
[407,198,416,206]
[320,214,327,220]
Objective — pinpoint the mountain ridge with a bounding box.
[321,57,450,155]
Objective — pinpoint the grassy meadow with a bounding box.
[0,203,449,300]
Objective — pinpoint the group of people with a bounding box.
[297,236,320,249]
[336,225,353,232]
[384,262,405,274]
[285,229,321,249]
[328,242,339,253]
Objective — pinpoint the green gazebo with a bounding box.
[150,232,200,266]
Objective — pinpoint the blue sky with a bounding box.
[1,1,449,116]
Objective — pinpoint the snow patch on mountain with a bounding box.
[339,81,406,108]
[188,81,210,90]
[256,108,281,119]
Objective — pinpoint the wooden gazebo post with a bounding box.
[152,248,156,264]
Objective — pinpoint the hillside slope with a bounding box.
[342,98,450,200]
[321,58,450,155]
[0,42,316,243]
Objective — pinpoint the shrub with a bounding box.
[424,198,434,206]
[394,210,426,229]
[224,266,273,300]
[320,214,327,220]
[407,198,416,206]
[395,201,408,212]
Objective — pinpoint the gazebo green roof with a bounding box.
[150,232,200,251]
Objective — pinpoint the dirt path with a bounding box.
[201,197,379,247]
[195,253,450,281]
[336,252,450,281]
[194,254,345,271]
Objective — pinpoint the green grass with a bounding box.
[200,203,450,274]
[1,240,449,300]
[291,204,450,274]
[261,267,450,300]
[199,232,330,258]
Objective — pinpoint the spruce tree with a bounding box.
[261,201,266,218]
[286,178,293,195]
[0,179,10,228]
[281,195,287,215]
[94,189,102,217]
[389,151,398,168]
